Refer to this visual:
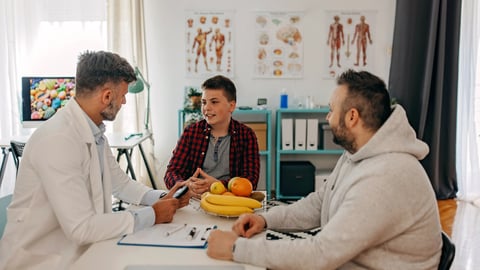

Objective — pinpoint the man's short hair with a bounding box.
[201,75,237,102]
[337,69,391,131]
[75,51,136,97]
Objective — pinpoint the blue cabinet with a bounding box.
[275,108,343,200]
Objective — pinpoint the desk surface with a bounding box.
[0,132,151,149]
[71,202,265,270]
[106,131,152,149]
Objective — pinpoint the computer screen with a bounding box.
[21,77,75,128]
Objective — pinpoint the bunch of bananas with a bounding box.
[200,192,263,217]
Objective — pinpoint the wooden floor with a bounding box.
[438,199,480,270]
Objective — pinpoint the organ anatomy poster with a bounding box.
[323,10,377,78]
[185,10,234,78]
[253,11,304,79]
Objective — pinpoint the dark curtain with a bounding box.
[388,0,461,199]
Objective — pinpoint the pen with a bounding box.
[200,227,212,241]
[187,227,197,240]
[164,223,187,237]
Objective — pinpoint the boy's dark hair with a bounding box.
[75,51,136,97]
[201,75,237,102]
[337,69,392,131]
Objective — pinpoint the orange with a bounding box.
[222,191,236,196]
[230,177,253,197]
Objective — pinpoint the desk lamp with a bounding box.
[128,67,151,132]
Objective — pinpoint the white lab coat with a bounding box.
[0,99,151,270]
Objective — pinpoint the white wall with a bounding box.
[143,0,396,180]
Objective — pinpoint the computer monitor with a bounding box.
[21,77,75,128]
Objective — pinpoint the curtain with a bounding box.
[0,0,20,196]
[0,0,106,196]
[457,0,480,207]
[107,0,161,189]
[388,0,461,199]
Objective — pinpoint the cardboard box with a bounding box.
[244,122,267,151]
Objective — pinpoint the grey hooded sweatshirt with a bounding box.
[233,104,442,270]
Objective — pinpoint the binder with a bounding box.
[282,118,293,150]
[307,119,319,150]
[295,119,307,150]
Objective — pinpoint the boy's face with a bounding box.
[201,88,235,127]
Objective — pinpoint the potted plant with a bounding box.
[187,87,202,110]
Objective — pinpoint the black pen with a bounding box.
[200,227,212,241]
[187,227,197,240]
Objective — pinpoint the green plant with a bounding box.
[187,87,201,97]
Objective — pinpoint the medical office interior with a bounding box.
[0,0,479,269]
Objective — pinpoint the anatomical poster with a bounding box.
[253,11,304,79]
[323,10,377,79]
[185,10,234,78]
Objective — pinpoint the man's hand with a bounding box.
[152,198,178,224]
[163,182,191,209]
[206,230,238,260]
[232,213,266,238]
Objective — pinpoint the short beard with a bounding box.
[100,101,119,121]
[332,118,356,153]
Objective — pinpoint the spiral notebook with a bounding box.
[118,223,216,248]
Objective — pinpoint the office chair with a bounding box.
[438,231,455,270]
[10,140,26,173]
[0,194,12,238]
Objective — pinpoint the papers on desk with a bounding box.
[118,223,216,248]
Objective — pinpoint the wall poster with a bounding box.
[253,11,304,79]
[323,10,377,79]
[185,10,234,78]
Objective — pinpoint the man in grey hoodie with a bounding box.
[207,69,442,270]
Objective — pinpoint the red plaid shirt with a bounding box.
[164,118,260,189]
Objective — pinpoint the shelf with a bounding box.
[275,109,341,200]
[278,149,343,155]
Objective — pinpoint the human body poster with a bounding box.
[253,11,304,78]
[185,10,234,78]
[323,10,377,78]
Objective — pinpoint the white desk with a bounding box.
[107,131,157,189]
[71,203,265,270]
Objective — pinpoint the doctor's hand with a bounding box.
[152,198,178,224]
[232,213,266,238]
[206,230,238,261]
[163,182,191,209]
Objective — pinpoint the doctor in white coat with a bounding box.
[0,51,190,270]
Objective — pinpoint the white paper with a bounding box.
[118,223,216,248]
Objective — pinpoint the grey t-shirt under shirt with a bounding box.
[203,134,231,181]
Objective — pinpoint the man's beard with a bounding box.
[100,101,120,121]
[332,118,356,153]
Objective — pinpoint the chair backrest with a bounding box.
[10,140,26,172]
[438,231,455,270]
[0,194,13,238]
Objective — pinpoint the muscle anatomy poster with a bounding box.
[253,11,304,79]
[323,10,377,78]
[185,10,234,78]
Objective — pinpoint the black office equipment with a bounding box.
[279,161,315,197]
